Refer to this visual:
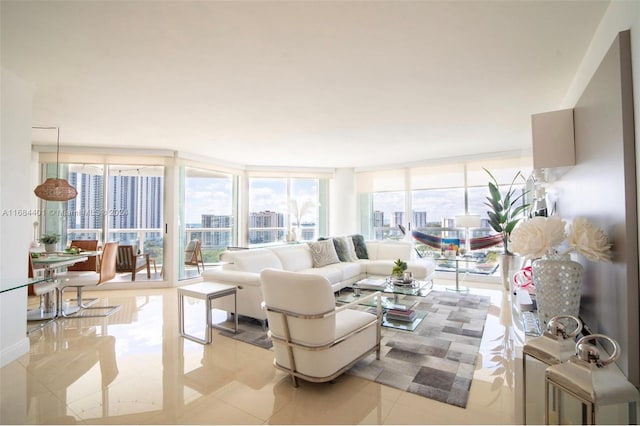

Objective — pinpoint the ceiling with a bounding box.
[1,1,609,169]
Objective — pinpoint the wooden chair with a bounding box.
[67,239,99,271]
[57,241,120,318]
[115,245,151,281]
[185,239,205,273]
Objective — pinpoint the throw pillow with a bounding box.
[351,234,369,259]
[308,239,340,268]
[332,237,350,262]
[344,236,359,262]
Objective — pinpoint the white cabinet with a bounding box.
[531,108,575,169]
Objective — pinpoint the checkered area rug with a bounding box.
[347,290,491,408]
[218,290,490,408]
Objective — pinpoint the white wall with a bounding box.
[561,0,640,237]
[0,68,33,367]
[329,168,358,236]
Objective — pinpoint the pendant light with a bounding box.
[33,126,78,201]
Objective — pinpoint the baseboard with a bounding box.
[0,336,29,368]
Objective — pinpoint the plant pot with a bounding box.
[44,243,57,253]
[499,253,523,292]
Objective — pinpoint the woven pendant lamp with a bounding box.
[33,126,77,202]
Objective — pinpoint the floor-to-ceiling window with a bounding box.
[180,167,236,280]
[247,177,320,246]
[39,161,165,281]
[358,157,532,256]
[372,191,406,240]
[106,165,164,266]
[66,165,105,241]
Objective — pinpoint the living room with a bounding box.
[2,1,640,424]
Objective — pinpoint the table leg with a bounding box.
[447,259,469,293]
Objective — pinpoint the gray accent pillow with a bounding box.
[343,236,359,262]
[332,237,350,262]
[308,239,340,268]
[351,234,369,259]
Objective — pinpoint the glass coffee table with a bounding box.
[335,276,433,331]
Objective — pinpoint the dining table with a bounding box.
[29,251,101,320]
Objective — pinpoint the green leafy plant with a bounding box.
[39,232,60,244]
[391,258,407,277]
[483,168,529,255]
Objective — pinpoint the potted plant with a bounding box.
[39,233,60,252]
[391,258,407,280]
[483,168,529,290]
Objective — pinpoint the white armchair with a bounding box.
[260,268,381,387]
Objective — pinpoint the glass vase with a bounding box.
[532,253,583,326]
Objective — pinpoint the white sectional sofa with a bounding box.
[201,238,436,324]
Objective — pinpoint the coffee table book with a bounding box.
[386,308,417,322]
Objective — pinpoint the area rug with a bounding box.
[347,290,490,408]
[217,290,490,408]
[218,316,273,350]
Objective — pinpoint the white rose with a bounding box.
[566,217,612,262]
[509,216,566,259]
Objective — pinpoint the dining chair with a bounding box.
[57,241,120,318]
[185,239,205,273]
[115,244,151,281]
[67,239,99,271]
[26,254,58,330]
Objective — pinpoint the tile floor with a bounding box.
[1,278,517,425]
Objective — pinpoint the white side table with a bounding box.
[178,281,238,344]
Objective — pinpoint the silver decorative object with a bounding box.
[545,334,640,424]
[532,253,583,326]
[523,315,582,424]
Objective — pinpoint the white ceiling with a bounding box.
[2,1,609,169]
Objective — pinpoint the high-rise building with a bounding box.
[413,211,427,228]
[201,214,233,247]
[392,211,404,228]
[66,171,163,245]
[249,211,284,244]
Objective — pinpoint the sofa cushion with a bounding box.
[270,245,314,271]
[299,264,343,285]
[369,240,413,260]
[344,237,359,261]
[307,240,340,268]
[220,249,282,273]
[351,234,369,259]
[331,237,350,262]
[337,261,363,282]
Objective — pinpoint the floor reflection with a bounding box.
[2,284,516,425]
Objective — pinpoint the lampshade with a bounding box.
[33,126,77,202]
[34,178,78,201]
[455,214,481,228]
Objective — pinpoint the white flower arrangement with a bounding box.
[509,216,612,262]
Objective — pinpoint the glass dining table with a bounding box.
[28,251,100,320]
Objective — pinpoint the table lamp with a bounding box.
[455,214,481,254]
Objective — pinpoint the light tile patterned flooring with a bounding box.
[1,278,516,424]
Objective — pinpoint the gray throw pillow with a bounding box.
[332,237,350,262]
[351,234,369,259]
[308,239,340,268]
[343,236,359,261]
